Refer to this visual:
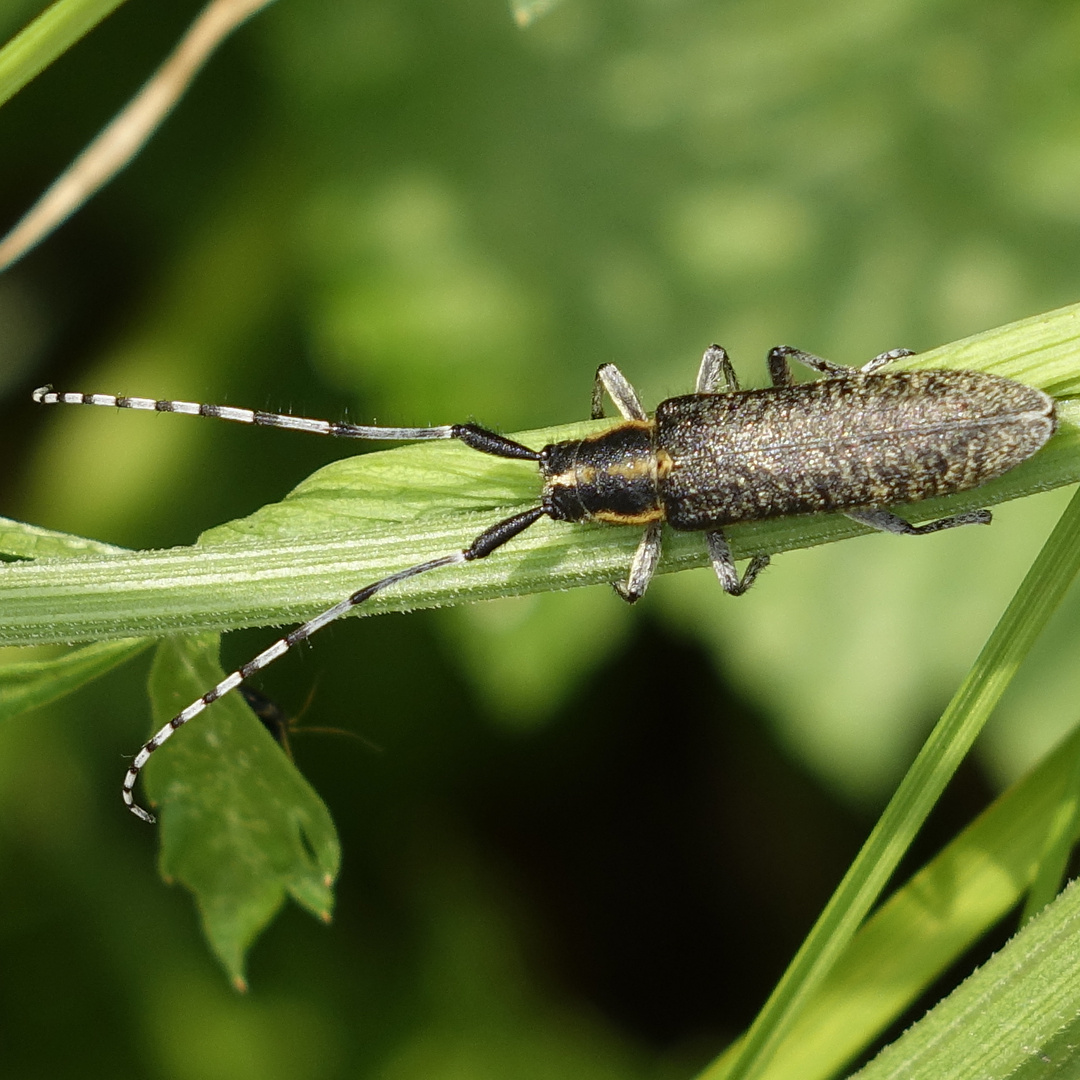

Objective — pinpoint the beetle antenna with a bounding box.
[122,505,547,823]
[31,387,542,459]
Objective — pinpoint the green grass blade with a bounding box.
[737,721,1080,1080]
[698,482,1080,1080]
[0,0,130,109]
[3,300,1080,648]
[851,878,1080,1080]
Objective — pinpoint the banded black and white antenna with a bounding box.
[33,387,548,823]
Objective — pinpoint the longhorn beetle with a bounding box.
[33,344,1057,822]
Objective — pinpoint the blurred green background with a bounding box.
[2,0,1080,1077]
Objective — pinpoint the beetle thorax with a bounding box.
[539,420,669,525]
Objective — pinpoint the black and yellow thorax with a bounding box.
[539,419,674,525]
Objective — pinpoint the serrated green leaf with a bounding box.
[142,635,340,989]
[852,877,1080,1080]
[0,637,152,721]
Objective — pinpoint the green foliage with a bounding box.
[2,311,1076,996]
[6,1,1080,1078]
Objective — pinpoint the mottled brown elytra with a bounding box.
[33,344,1056,821]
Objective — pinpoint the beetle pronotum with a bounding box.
[33,344,1056,822]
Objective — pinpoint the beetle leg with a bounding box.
[767,346,854,386]
[845,508,992,536]
[592,363,648,421]
[860,347,915,373]
[613,520,663,603]
[767,345,917,386]
[705,530,770,596]
[696,344,740,394]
